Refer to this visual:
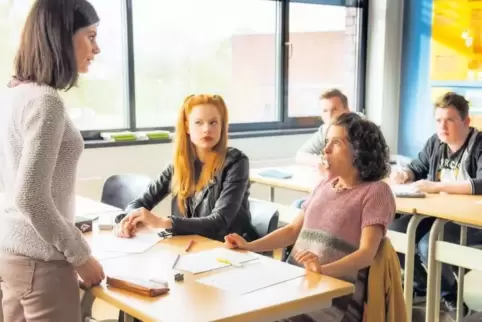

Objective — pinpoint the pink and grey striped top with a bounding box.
[288,178,396,280]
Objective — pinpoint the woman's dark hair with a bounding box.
[13,0,99,90]
[332,112,390,182]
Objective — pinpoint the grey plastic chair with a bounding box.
[101,174,152,210]
[249,198,280,257]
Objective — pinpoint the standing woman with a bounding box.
[115,94,258,243]
[0,1,105,321]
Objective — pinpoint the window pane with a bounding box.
[0,0,128,131]
[133,0,279,128]
[0,0,34,85]
[287,3,361,117]
[61,0,128,130]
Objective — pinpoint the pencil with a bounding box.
[185,240,195,252]
[172,254,180,269]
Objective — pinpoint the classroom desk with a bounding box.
[83,234,354,322]
[388,193,482,322]
[412,195,482,322]
[0,193,119,218]
[76,195,122,217]
[1,193,353,322]
[249,165,317,201]
[388,194,482,322]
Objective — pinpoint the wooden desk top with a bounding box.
[396,193,482,227]
[89,235,354,322]
[249,165,319,193]
[76,196,121,216]
[248,168,482,228]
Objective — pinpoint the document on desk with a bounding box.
[75,196,121,218]
[197,259,306,295]
[175,248,259,274]
[390,184,419,194]
[90,230,162,254]
[91,248,127,261]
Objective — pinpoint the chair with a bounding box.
[365,238,407,322]
[249,198,279,257]
[100,174,152,210]
[464,270,482,313]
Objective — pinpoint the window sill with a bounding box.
[84,127,317,149]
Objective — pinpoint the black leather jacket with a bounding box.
[115,147,258,242]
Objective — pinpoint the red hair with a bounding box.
[171,94,229,214]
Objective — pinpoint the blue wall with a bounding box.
[398,0,434,157]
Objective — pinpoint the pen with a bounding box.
[172,254,180,270]
[185,240,195,252]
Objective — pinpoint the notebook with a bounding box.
[258,169,293,179]
[390,184,426,198]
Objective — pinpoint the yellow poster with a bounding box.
[430,0,482,129]
[431,0,482,82]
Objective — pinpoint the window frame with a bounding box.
[81,0,368,139]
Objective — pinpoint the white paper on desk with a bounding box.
[91,248,126,261]
[197,259,306,295]
[90,230,162,254]
[390,184,420,194]
[175,248,259,274]
[75,196,121,217]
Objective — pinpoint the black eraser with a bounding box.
[174,273,184,282]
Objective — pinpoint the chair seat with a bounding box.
[464,270,482,312]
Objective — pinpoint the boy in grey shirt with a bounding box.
[293,88,350,207]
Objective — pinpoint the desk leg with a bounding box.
[80,289,95,322]
[426,219,446,322]
[456,225,467,322]
[269,187,275,202]
[404,215,425,322]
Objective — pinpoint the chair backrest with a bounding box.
[101,174,152,210]
[249,198,279,238]
[365,238,407,322]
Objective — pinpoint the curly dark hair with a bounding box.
[331,112,390,182]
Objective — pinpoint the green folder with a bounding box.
[145,131,170,140]
[103,131,137,141]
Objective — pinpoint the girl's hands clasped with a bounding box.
[294,250,322,274]
[114,208,172,238]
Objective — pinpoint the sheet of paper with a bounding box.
[91,248,127,261]
[75,196,121,217]
[175,248,259,274]
[197,259,306,295]
[90,230,162,254]
[390,184,420,194]
[96,211,120,225]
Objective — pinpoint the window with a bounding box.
[287,2,363,117]
[61,0,128,131]
[0,0,128,131]
[132,0,279,127]
[0,0,367,136]
[0,0,33,85]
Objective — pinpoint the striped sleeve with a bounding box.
[361,182,396,234]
